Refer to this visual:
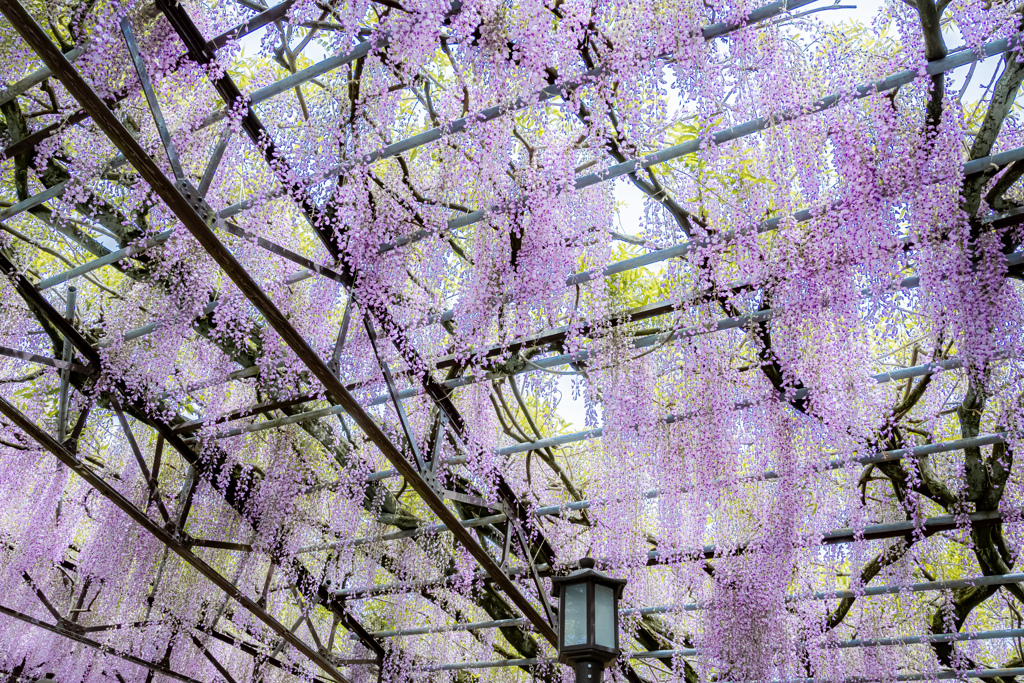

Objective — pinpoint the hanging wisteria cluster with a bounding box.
[1,0,1023,679]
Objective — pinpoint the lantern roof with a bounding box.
[552,558,628,593]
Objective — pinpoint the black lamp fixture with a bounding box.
[551,557,627,683]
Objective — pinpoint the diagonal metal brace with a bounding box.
[110,395,172,524]
[0,251,100,367]
[198,128,231,195]
[507,511,557,631]
[364,317,426,471]
[120,17,184,179]
[0,393,350,683]
[0,1,556,645]
[0,601,204,683]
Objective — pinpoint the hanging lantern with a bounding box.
[551,557,627,683]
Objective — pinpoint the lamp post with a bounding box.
[552,558,627,683]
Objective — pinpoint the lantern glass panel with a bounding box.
[594,584,615,648]
[563,583,588,646]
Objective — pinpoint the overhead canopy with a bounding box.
[1,0,1023,680]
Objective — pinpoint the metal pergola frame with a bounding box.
[1,0,1023,680]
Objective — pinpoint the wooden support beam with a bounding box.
[2,0,558,646]
[0,392,350,683]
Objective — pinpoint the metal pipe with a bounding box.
[331,505,1013,599]
[206,0,297,51]
[194,36,375,132]
[893,669,1024,683]
[306,1,828,203]
[37,230,173,290]
[300,433,1004,555]
[423,202,1024,329]
[428,649,1024,675]
[0,602,204,683]
[8,0,557,646]
[56,286,77,442]
[218,219,346,283]
[0,393,347,683]
[428,242,1021,378]
[0,181,67,221]
[96,299,219,348]
[417,630,1024,673]
[34,225,306,312]
[365,572,1024,639]
[0,45,85,106]
[564,202,1024,291]
[376,34,1021,253]
[0,344,90,374]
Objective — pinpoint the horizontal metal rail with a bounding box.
[36,229,173,290]
[330,501,1012,600]
[895,669,1024,683]
[192,312,751,437]
[308,0,828,190]
[364,572,1024,639]
[43,146,1021,368]
[302,433,1003,555]
[429,237,1024,369]
[421,629,1024,672]
[0,181,67,220]
[194,30,376,131]
[206,0,296,51]
[374,34,1021,253]
[0,602,203,683]
[15,0,559,645]
[0,344,92,374]
[428,199,1024,329]
[561,199,1024,291]
[203,351,980,480]
[199,246,1002,443]
[0,45,85,106]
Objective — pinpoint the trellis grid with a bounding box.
[1,0,1024,680]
